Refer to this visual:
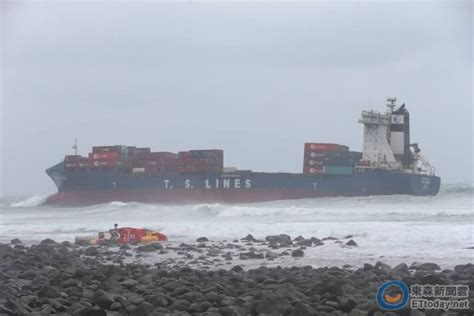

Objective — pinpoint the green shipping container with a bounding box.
[323,166,354,175]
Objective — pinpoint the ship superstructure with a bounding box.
[358,97,434,175]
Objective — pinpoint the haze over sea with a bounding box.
[0,183,472,268]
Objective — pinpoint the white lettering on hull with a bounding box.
[177,178,252,189]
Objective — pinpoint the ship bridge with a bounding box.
[358,97,435,175]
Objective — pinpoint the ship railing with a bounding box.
[419,156,435,176]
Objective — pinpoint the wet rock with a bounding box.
[340,297,357,313]
[265,234,292,245]
[146,294,169,307]
[241,234,259,242]
[38,285,61,299]
[231,265,243,272]
[375,261,391,271]
[295,239,313,246]
[420,274,447,285]
[92,289,115,308]
[256,296,291,315]
[189,301,212,312]
[136,243,163,252]
[310,237,324,246]
[40,238,56,245]
[61,278,79,288]
[293,235,305,241]
[291,301,316,316]
[10,238,22,244]
[85,247,99,256]
[291,249,304,257]
[265,251,279,259]
[130,302,155,316]
[346,239,358,247]
[78,307,108,316]
[196,237,209,242]
[240,251,264,259]
[410,262,441,271]
[393,263,409,273]
[18,270,36,280]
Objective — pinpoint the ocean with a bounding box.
[0,182,472,268]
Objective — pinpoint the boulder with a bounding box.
[291,249,304,257]
[92,290,115,308]
[346,239,358,247]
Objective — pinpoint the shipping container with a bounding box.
[132,168,145,174]
[178,151,192,159]
[190,149,224,159]
[141,152,177,160]
[323,157,357,167]
[303,166,323,174]
[89,152,119,161]
[304,159,325,166]
[323,166,354,175]
[64,155,82,162]
[92,145,128,154]
[304,151,362,160]
[129,147,151,156]
[304,143,349,152]
[223,167,237,173]
[88,160,118,168]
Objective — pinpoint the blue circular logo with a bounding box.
[376,280,409,310]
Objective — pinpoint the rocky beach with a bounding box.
[1,235,473,316]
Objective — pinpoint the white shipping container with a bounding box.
[223,167,237,173]
[132,168,146,174]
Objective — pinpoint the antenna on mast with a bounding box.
[386,97,397,113]
[72,137,78,155]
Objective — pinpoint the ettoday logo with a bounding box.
[376,281,470,311]
[376,281,409,310]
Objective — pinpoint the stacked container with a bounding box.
[178,149,224,172]
[68,145,225,174]
[303,143,361,175]
[138,152,178,174]
[64,155,89,169]
[89,145,131,169]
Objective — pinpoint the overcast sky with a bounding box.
[1,0,472,196]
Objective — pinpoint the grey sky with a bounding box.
[1,0,472,196]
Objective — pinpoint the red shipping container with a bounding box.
[304,159,324,166]
[304,143,349,152]
[303,166,323,174]
[178,151,192,159]
[89,152,119,161]
[89,160,118,168]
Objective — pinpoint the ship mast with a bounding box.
[386,97,397,113]
[72,138,78,155]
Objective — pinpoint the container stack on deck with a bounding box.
[136,152,178,174]
[88,146,132,169]
[63,146,224,174]
[177,150,224,173]
[64,155,89,169]
[303,143,362,175]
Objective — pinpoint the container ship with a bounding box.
[45,98,440,206]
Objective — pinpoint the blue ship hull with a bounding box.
[45,162,441,205]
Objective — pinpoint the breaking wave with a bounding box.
[8,195,48,208]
